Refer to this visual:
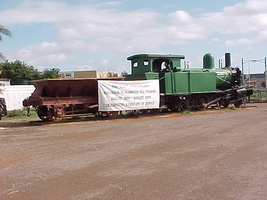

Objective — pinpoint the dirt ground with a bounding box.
[0,103,267,200]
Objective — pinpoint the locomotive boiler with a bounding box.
[23,53,252,121]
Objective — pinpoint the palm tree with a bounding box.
[0,25,12,61]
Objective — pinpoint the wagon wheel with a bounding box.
[107,111,119,118]
[37,106,50,121]
[50,115,63,122]
[45,107,64,122]
[54,107,65,122]
[140,109,149,114]
[149,109,160,114]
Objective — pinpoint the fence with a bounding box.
[248,88,267,102]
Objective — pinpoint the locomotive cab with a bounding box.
[126,54,185,80]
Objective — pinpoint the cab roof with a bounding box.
[127,54,185,60]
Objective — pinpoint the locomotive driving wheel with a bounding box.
[167,96,189,112]
[185,97,193,111]
[196,96,206,111]
[177,99,189,112]
[234,100,243,108]
[167,97,179,112]
[219,99,230,108]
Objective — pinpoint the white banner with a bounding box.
[98,80,159,111]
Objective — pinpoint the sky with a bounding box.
[1,0,267,74]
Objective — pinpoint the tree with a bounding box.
[0,60,41,84]
[0,61,61,84]
[0,25,12,61]
[121,71,128,77]
[41,68,60,79]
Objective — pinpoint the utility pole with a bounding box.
[265,57,267,88]
[241,58,245,84]
[241,57,267,87]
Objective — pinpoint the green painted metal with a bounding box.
[203,53,215,69]
[126,53,235,95]
[127,54,185,75]
[125,72,159,80]
[183,68,234,90]
[173,72,189,94]
[161,71,216,95]
[215,70,234,89]
[157,70,217,95]
[189,72,216,93]
[159,72,173,94]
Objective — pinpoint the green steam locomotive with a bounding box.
[125,53,251,111]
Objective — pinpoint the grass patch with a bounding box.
[3,109,38,119]
[182,110,191,114]
[6,109,24,118]
[230,107,240,110]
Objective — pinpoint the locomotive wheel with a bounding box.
[234,100,243,108]
[220,99,230,108]
[196,96,206,111]
[168,105,178,112]
[167,97,179,112]
[178,100,188,112]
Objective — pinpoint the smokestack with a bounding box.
[225,53,231,68]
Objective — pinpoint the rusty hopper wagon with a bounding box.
[23,78,122,121]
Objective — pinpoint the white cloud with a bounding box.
[14,41,67,69]
[168,10,193,23]
[1,0,267,72]
[259,30,267,41]
[225,38,253,47]
[200,0,267,35]
[100,59,110,66]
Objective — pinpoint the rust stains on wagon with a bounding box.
[23,78,123,121]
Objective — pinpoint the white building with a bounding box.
[59,70,119,78]
[0,85,35,110]
[0,78,10,86]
